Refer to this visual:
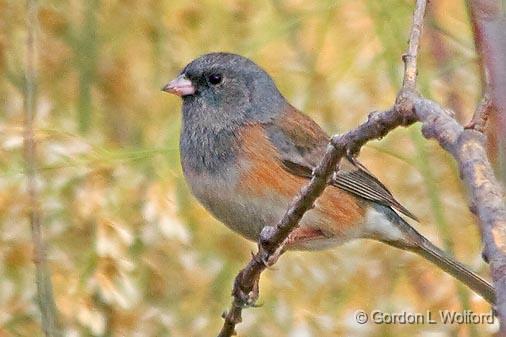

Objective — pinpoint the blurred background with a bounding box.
[0,0,497,336]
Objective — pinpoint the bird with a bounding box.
[162,52,495,304]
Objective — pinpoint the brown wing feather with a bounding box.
[332,168,418,221]
[269,105,418,221]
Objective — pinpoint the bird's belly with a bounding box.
[184,169,367,250]
[183,170,286,241]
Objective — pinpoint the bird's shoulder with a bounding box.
[263,104,329,170]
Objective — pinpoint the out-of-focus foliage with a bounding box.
[0,0,497,336]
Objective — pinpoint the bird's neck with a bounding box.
[180,116,241,175]
[179,93,288,175]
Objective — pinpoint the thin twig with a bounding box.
[465,93,491,132]
[402,0,427,90]
[23,1,61,336]
[217,1,427,336]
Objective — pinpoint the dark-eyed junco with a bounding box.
[162,52,495,304]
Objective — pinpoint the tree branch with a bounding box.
[465,4,506,331]
[217,1,427,336]
[23,1,61,336]
[415,98,506,334]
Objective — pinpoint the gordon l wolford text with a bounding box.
[370,310,495,325]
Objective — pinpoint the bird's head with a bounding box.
[163,52,286,127]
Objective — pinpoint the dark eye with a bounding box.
[208,73,222,85]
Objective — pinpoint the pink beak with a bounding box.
[162,75,196,96]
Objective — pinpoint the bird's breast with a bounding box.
[182,165,286,241]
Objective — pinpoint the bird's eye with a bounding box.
[208,73,223,85]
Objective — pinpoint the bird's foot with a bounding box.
[256,246,283,268]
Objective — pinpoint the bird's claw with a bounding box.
[253,250,280,269]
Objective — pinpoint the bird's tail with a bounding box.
[385,214,495,305]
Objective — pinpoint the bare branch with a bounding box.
[217,1,427,336]
[415,98,506,333]
[23,1,61,336]
[466,3,506,332]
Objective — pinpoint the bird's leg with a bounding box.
[257,244,286,268]
[257,225,289,268]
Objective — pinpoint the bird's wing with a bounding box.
[265,106,418,221]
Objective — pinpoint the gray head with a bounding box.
[162,53,287,129]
